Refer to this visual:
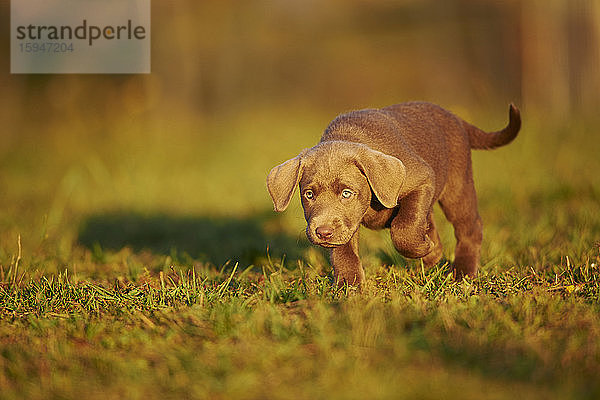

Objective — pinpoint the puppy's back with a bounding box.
[321,102,467,187]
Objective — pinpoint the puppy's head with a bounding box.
[267,141,406,247]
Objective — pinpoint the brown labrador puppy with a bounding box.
[267,102,521,286]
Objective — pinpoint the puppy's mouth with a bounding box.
[305,224,358,248]
[306,232,344,247]
[315,241,345,248]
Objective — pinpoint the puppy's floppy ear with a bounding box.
[355,146,406,208]
[267,150,307,212]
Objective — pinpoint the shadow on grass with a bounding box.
[78,211,308,268]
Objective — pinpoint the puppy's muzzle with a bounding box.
[307,216,355,248]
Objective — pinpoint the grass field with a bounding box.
[1,105,600,399]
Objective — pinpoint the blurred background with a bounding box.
[1,0,599,273]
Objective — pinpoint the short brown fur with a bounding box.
[267,102,521,286]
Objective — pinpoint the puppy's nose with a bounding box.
[316,225,334,240]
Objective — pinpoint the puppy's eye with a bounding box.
[304,190,314,200]
[341,189,354,199]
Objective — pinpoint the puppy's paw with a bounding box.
[397,235,434,259]
[453,256,479,280]
[418,235,435,257]
[334,269,365,288]
[422,242,443,267]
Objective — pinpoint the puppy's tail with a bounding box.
[464,103,521,150]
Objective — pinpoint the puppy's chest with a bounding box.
[361,205,398,230]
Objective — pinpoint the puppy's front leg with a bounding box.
[390,183,435,258]
[330,230,364,287]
